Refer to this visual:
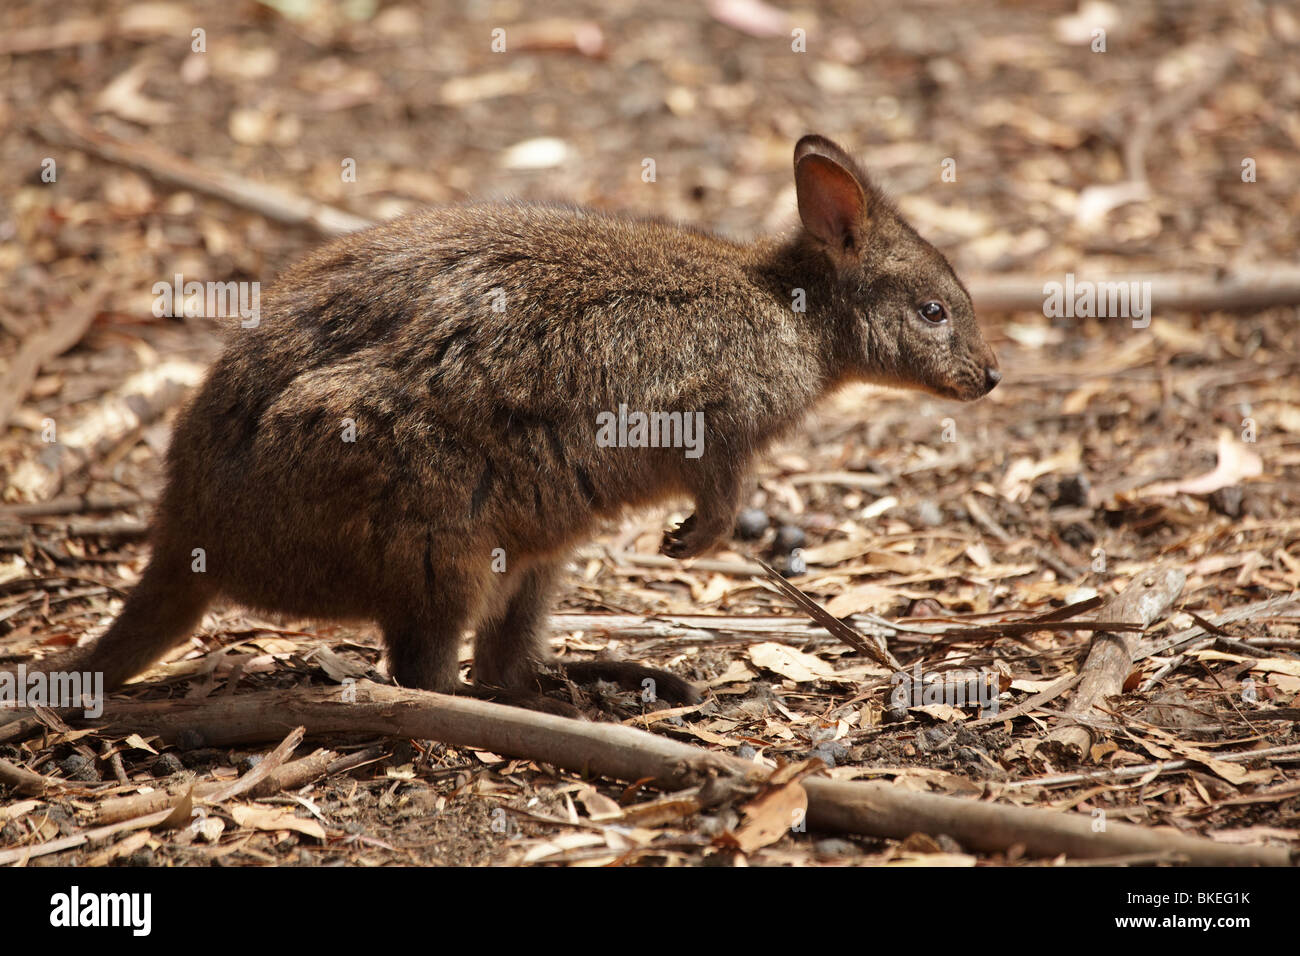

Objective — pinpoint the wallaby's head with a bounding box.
[792,134,999,401]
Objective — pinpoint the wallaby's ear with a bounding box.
[794,135,871,262]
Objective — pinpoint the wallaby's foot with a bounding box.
[659,513,723,560]
[557,660,701,705]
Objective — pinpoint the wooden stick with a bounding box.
[0,493,144,519]
[0,806,175,865]
[77,682,1290,864]
[40,103,373,238]
[968,270,1300,315]
[0,757,66,795]
[1047,568,1186,754]
[90,746,338,824]
[756,559,901,669]
[1009,742,1300,790]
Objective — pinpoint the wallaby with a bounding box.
[13,134,998,712]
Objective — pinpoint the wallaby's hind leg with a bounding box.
[381,612,464,693]
[70,550,213,691]
[381,555,485,692]
[474,560,701,707]
[472,561,559,691]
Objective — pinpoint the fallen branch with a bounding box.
[968,270,1300,314]
[1137,593,1300,664]
[0,806,175,866]
[9,357,206,501]
[0,493,144,519]
[74,682,1291,864]
[0,728,304,864]
[0,757,67,795]
[39,103,373,238]
[91,745,338,824]
[0,9,188,56]
[1008,742,1300,790]
[1047,568,1186,755]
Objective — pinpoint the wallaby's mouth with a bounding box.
[925,381,988,402]
[937,362,1000,401]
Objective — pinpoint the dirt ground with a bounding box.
[1,0,1298,866]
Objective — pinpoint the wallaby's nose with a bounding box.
[984,366,1002,391]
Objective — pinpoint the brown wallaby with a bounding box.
[16,134,998,712]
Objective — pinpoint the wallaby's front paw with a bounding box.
[659,513,717,559]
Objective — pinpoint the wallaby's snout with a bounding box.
[982,352,1002,395]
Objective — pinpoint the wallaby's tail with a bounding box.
[14,554,212,695]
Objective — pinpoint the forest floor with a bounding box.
[1,0,1298,865]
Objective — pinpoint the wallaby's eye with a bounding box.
[917,301,948,324]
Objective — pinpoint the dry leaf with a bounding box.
[1142,430,1262,497]
[825,583,898,617]
[748,642,837,682]
[230,804,326,840]
[123,733,158,755]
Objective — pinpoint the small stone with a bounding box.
[918,725,956,752]
[58,754,100,782]
[779,551,807,577]
[813,838,858,859]
[735,508,770,540]
[1209,485,1244,518]
[176,729,205,751]
[152,753,185,777]
[180,748,223,770]
[934,833,964,854]
[915,500,943,527]
[772,524,806,555]
[237,754,262,774]
[125,847,155,866]
[810,741,849,768]
[1055,473,1091,508]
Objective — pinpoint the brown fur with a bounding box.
[16,134,998,708]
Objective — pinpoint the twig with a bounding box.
[756,559,901,669]
[71,682,1292,864]
[91,743,336,824]
[0,494,144,519]
[1008,742,1300,790]
[0,757,67,795]
[0,807,175,865]
[1047,567,1186,754]
[966,672,1082,729]
[611,550,765,577]
[39,103,373,238]
[1124,50,1235,185]
[1136,593,1300,692]
[968,269,1300,314]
